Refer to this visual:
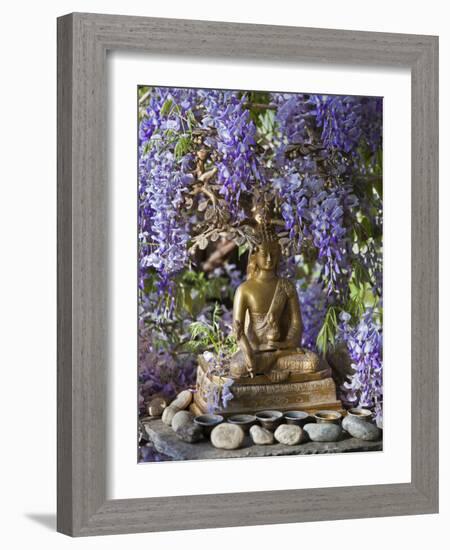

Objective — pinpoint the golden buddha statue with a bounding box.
[230,238,319,382]
[190,201,342,417]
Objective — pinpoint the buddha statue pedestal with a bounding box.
[190,353,342,417]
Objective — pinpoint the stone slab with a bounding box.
[142,418,382,461]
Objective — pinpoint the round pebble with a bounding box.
[210,423,245,450]
[162,405,180,426]
[171,410,194,432]
[250,425,274,445]
[303,422,342,442]
[274,424,303,445]
[171,390,193,410]
[147,396,167,417]
[342,415,382,441]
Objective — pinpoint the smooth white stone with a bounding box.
[171,410,194,432]
[161,405,180,426]
[274,424,302,445]
[250,425,275,445]
[342,415,381,441]
[210,423,245,450]
[171,390,193,410]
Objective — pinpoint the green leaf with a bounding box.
[257,109,276,141]
[142,140,153,155]
[174,135,191,159]
[206,277,227,299]
[186,109,197,129]
[360,216,373,239]
[373,176,383,200]
[238,243,249,258]
[316,306,340,355]
[160,98,173,117]
[181,287,193,315]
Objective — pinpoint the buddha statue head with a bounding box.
[247,240,281,279]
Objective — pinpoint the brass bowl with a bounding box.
[255,410,283,432]
[313,410,342,425]
[283,410,310,427]
[228,414,257,433]
[194,414,224,435]
[347,407,373,422]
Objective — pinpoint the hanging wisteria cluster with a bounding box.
[138,85,383,426]
[138,88,260,297]
[296,279,329,350]
[338,310,383,427]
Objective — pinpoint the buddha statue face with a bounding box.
[248,241,281,278]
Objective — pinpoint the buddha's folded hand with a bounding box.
[267,341,290,350]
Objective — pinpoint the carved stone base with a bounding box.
[191,356,342,416]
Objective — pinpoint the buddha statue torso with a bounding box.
[242,277,298,348]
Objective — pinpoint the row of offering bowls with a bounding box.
[193,407,372,435]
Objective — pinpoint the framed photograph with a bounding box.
[57,12,438,536]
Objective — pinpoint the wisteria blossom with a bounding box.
[296,279,329,350]
[139,88,260,298]
[198,90,261,218]
[139,88,198,293]
[338,310,383,427]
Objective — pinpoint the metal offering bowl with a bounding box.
[347,407,373,421]
[255,410,283,431]
[283,410,310,427]
[194,414,224,435]
[313,410,342,425]
[227,414,257,433]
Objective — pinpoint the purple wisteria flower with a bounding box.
[221,379,235,408]
[198,90,260,219]
[311,94,382,173]
[296,279,329,350]
[338,309,383,427]
[271,92,381,298]
[273,174,355,296]
[139,88,199,294]
[139,88,260,292]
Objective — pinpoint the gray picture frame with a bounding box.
[57,12,439,537]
